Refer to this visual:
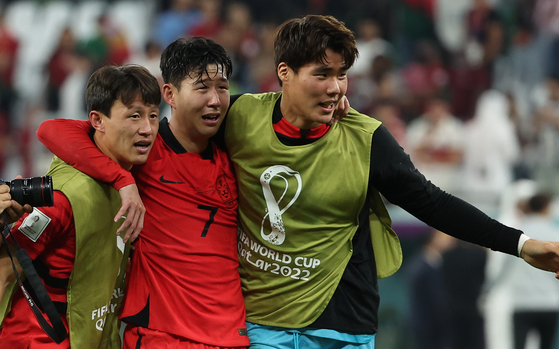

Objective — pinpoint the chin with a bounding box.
[315,114,334,125]
[132,156,149,165]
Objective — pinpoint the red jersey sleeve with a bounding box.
[36,119,134,190]
[9,191,74,260]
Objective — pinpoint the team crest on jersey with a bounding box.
[216,175,234,204]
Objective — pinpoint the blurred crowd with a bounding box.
[0,0,557,209]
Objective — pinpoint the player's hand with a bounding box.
[521,239,559,279]
[328,95,350,125]
[0,185,10,213]
[115,184,145,243]
[2,201,33,226]
[0,180,32,226]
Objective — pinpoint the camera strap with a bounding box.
[1,224,68,344]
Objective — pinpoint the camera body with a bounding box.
[0,176,54,207]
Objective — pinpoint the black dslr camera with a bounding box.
[0,176,54,207]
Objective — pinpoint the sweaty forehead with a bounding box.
[205,63,224,75]
[186,64,227,84]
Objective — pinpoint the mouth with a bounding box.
[134,141,152,152]
[318,101,337,111]
[202,114,220,121]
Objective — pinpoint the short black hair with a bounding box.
[160,37,233,89]
[86,64,161,116]
[274,15,358,84]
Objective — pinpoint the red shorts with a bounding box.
[123,325,248,349]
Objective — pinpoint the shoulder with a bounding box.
[338,108,382,135]
[230,92,281,108]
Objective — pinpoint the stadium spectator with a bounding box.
[406,96,464,194]
[531,74,559,193]
[406,229,455,349]
[509,192,559,349]
[0,11,18,178]
[215,1,259,92]
[151,0,201,48]
[189,0,224,40]
[45,27,77,112]
[461,89,520,210]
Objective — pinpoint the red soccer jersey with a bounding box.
[0,191,75,348]
[37,118,248,347]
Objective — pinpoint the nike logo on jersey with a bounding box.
[159,175,185,184]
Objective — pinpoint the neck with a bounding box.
[168,119,209,154]
[93,133,132,171]
[280,93,320,130]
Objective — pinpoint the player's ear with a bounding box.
[89,110,105,133]
[277,62,290,84]
[162,83,177,110]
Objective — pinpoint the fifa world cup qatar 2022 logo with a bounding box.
[259,165,302,245]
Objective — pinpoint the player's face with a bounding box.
[280,49,348,129]
[172,64,230,139]
[100,94,159,170]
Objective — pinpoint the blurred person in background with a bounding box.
[248,21,281,93]
[531,74,559,194]
[406,95,464,194]
[346,19,395,112]
[215,1,259,92]
[349,18,390,78]
[45,27,77,113]
[465,0,503,74]
[0,10,18,179]
[406,229,456,349]
[151,0,201,48]
[442,240,488,349]
[482,179,539,349]
[508,192,559,349]
[190,0,224,40]
[401,40,450,122]
[533,0,559,77]
[57,49,93,120]
[461,89,520,210]
[370,100,407,148]
[126,40,163,88]
[77,14,131,70]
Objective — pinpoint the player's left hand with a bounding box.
[521,239,559,279]
[115,184,145,244]
[329,95,350,125]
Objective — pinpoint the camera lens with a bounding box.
[8,176,54,207]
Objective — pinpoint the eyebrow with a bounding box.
[195,75,229,85]
[311,65,349,73]
[127,102,159,111]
